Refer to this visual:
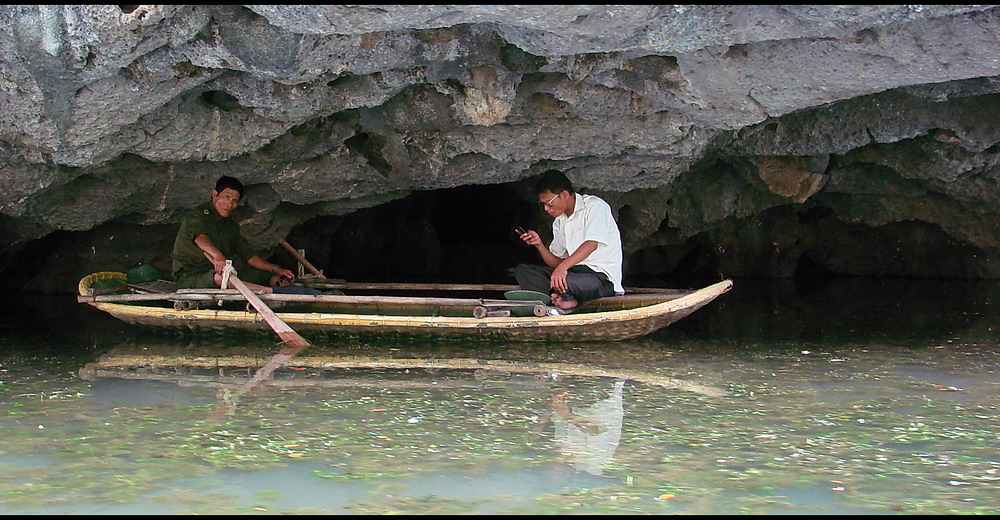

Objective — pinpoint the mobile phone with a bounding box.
[515,226,528,235]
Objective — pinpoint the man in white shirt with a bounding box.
[515,169,625,311]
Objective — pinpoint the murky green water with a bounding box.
[0,278,997,514]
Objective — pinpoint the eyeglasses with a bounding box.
[542,192,560,207]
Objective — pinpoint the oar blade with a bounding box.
[277,332,310,350]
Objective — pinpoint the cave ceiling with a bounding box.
[0,5,999,288]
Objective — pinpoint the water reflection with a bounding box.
[0,278,996,514]
[53,338,663,513]
[77,337,717,421]
[549,381,625,476]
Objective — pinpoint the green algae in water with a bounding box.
[0,279,997,514]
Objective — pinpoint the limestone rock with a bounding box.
[0,5,998,290]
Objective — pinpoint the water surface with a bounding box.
[0,278,996,514]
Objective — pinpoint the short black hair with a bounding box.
[214,176,244,197]
[534,169,574,195]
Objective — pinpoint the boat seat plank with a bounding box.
[127,279,177,293]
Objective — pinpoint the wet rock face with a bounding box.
[1,5,999,291]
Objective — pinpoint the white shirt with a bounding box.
[549,193,625,294]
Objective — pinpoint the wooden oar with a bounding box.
[208,261,311,420]
[279,239,323,277]
[221,261,310,350]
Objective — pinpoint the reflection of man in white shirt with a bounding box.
[515,169,624,311]
[551,381,625,476]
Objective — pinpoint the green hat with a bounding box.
[127,264,164,284]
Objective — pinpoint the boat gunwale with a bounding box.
[79,271,733,330]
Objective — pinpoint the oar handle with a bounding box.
[279,239,323,277]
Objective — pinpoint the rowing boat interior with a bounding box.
[81,273,694,318]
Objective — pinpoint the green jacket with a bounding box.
[171,202,256,283]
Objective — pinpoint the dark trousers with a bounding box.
[514,263,615,304]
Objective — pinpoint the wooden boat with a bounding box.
[77,272,732,342]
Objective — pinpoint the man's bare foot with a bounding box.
[550,293,578,311]
[270,274,293,287]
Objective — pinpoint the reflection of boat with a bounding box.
[77,272,732,342]
[78,341,727,397]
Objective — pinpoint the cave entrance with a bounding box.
[283,182,541,284]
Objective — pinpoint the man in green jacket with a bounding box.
[171,176,296,291]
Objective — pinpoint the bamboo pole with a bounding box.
[301,280,691,296]
[279,239,323,277]
[306,281,521,291]
[78,291,552,307]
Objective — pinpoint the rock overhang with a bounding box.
[0,4,998,290]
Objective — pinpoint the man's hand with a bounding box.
[195,235,228,275]
[274,267,295,285]
[519,229,542,247]
[205,250,228,275]
[550,265,569,294]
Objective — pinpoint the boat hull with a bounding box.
[79,273,732,342]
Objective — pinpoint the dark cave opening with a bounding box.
[0,184,994,294]
[279,182,542,284]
